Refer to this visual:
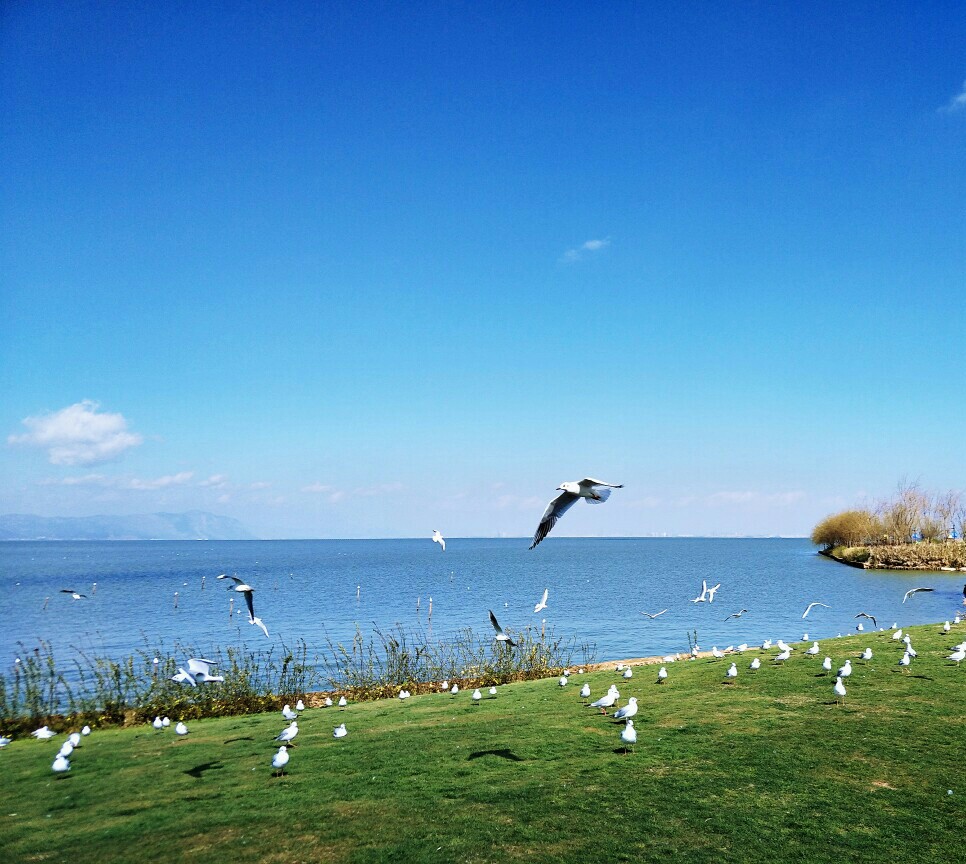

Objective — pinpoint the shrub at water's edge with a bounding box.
[812,482,966,570]
[0,624,595,735]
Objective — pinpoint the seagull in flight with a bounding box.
[855,612,877,627]
[724,609,749,621]
[489,610,516,647]
[902,587,934,603]
[802,602,830,618]
[641,609,668,619]
[706,583,722,603]
[533,588,549,613]
[432,530,446,552]
[529,478,623,549]
[690,580,709,603]
[218,574,269,637]
[186,657,224,683]
[59,589,87,600]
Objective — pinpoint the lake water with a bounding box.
[2,538,964,669]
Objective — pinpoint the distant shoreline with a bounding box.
[821,545,966,572]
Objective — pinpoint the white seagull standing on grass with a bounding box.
[620,720,637,754]
[613,697,638,721]
[432,530,446,552]
[217,574,270,637]
[272,746,289,776]
[529,478,623,549]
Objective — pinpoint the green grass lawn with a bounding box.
[2,620,965,863]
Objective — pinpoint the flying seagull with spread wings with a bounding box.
[855,612,877,627]
[217,574,269,637]
[489,610,517,647]
[432,530,446,552]
[533,588,549,613]
[902,587,934,603]
[801,601,830,619]
[640,609,668,619]
[529,478,623,550]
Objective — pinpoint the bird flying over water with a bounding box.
[641,609,668,619]
[802,602,830,618]
[432,530,446,552]
[529,478,623,549]
[724,609,749,621]
[902,587,934,603]
[534,588,549,613]
[690,580,709,603]
[218,574,269,637]
[706,583,722,603]
[186,657,224,683]
[489,610,516,647]
[59,589,86,600]
[854,612,877,627]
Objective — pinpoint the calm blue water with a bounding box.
[2,539,964,669]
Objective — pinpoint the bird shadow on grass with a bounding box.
[184,761,224,778]
[223,736,255,744]
[468,749,523,762]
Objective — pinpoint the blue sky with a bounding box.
[2,2,964,539]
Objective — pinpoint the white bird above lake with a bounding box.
[333,723,347,738]
[690,580,709,603]
[489,610,517,647]
[534,588,549,613]
[170,667,197,686]
[217,574,269,637]
[529,478,623,549]
[706,582,722,603]
[59,589,87,600]
[641,609,668,619]
[613,697,638,720]
[620,719,637,753]
[186,657,224,684]
[802,602,830,619]
[175,721,189,736]
[902,587,934,603]
[31,726,56,740]
[432,530,446,552]
[52,754,70,774]
[272,746,289,776]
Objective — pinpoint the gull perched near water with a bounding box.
[489,610,517,647]
[533,588,549,613]
[613,697,638,721]
[822,657,833,672]
[806,642,820,656]
[657,666,668,683]
[529,478,623,549]
[725,662,738,682]
[217,574,269,637]
[432,530,446,552]
[590,685,619,714]
[282,704,298,721]
[833,676,847,705]
[902,587,934,603]
[620,719,637,754]
[276,721,298,744]
[580,682,591,702]
[837,659,852,679]
[749,657,760,670]
[272,746,289,776]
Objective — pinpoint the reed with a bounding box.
[0,624,595,734]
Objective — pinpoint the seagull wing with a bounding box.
[533,587,549,612]
[578,478,624,489]
[489,609,505,635]
[187,658,215,676]
[242,589,255,619]
[218,574,244,585]
[250,615,270,637]
[529,490,579,549]
[902,587,934,603]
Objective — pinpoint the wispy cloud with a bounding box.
[705,490,805,507]
[560,237,611,263]
[199,474,229,488]
[8,400,143,465]
[249,481,272,490]
[940,80,966,113]
[41,471,194,490]
[301,482,334,494]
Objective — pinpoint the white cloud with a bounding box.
[302,482,334,493]
[940,80,966,112]
[9,400,143,465]
[40,471,193,490]
[199,474,229,488]
[561,238,611,263]
[354,482,404,497]
[249,481,272,490]
[706,490,805,507]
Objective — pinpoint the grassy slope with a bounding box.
[2,621,965,864]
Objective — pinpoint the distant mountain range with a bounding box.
[0,511,256,541]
